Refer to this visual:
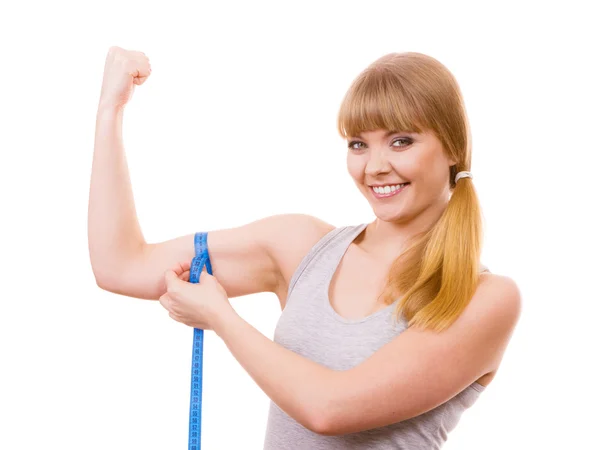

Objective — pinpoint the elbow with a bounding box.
[309,411,339,437]
[306,399,338,437]
[89,252,115,291]
[93,271,113,292]
[306,373,348,436]
[91,265,119,292]
[307,411,330,436]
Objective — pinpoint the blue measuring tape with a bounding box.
[187,231,212,450]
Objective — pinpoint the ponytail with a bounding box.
[381,169,483,333]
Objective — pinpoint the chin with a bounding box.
[376,211,408,223]
[368,202,407,219]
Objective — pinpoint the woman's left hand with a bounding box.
[159,264,233,331]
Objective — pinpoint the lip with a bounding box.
[368,182,409,187]
[370,183,410,199]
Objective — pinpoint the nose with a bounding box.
[364,148,392,176]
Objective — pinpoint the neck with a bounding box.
[360,196,449,261]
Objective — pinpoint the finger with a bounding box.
[161,293,177,310]
[164,269,181,291]
[199,268,215,284]
[173,260,191,274]
[158,293,170,311]
[134,76,148,85]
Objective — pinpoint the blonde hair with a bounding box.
[337,52,484,333]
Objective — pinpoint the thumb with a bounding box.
[200,268,223,287]
[199,269,226,294]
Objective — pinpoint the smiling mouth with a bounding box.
[370,183,410,199]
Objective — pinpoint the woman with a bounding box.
[89,48,521,449]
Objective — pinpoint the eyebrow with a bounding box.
[351,130,405,140]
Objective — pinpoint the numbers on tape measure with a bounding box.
[188,231,212,450]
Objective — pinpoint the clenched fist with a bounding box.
[98,46,152,111]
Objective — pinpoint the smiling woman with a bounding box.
[337,52,488,334]
[258,51,522,449]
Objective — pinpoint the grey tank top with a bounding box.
[263,222,489,450]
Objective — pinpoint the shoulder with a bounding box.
[265,214,337,304]
[466,272,522,368]
[265,213,336,236]
[262,214,337,252]
[427,272,521,383]
[477,272,521,305]
[474,272,522,321]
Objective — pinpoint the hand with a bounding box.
[98,46,152,111]
[159,262,233,332]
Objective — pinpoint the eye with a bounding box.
[392,138,412,147]
[347,140,364,150]
[347,137,412,151]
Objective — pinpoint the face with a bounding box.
[346,128,457,224]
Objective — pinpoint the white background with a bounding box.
[1,0,598,449]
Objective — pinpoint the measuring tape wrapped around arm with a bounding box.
[187,231,212,450]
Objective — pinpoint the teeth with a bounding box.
[372,183,407,194]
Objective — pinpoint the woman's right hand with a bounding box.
[98,46,152,111]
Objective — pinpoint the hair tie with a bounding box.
[455,171,473,183]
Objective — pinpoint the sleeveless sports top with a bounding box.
[263,222,489,450]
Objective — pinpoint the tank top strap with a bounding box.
[286,223,368,300]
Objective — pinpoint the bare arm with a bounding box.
[86,93,333,302]
[88,106,145,288]
[87,47,335,304]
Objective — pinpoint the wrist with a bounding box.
[214,305,240,338]
[97,101,125,117]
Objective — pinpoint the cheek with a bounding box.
[389,158,417,180]
[346,157,363,180]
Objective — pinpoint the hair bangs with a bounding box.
[337,68,427,140]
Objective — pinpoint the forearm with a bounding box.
[215,310,335,433]
[88,106,145,285]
